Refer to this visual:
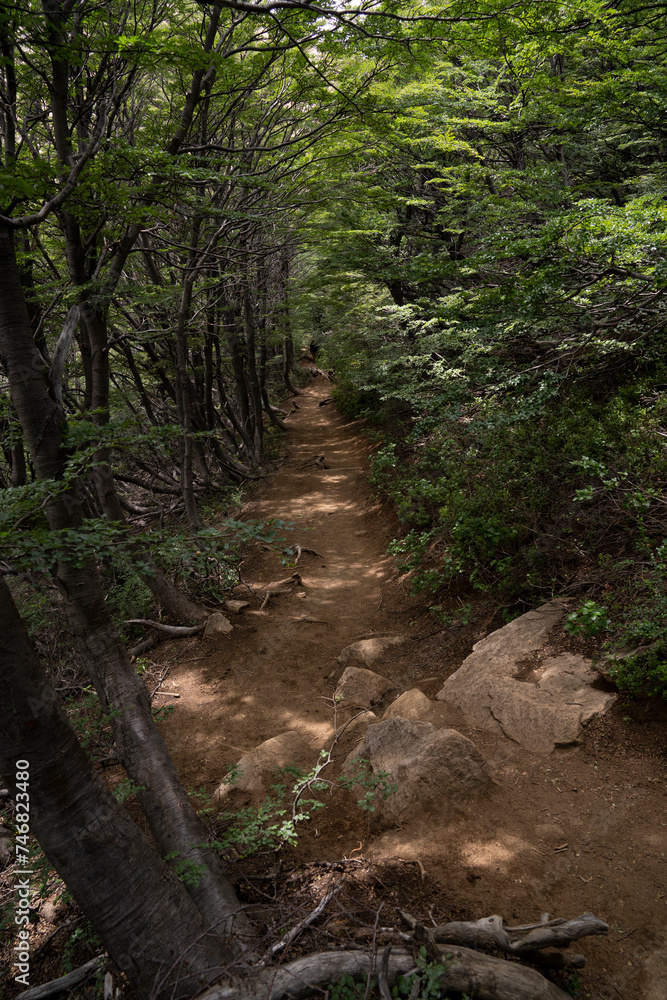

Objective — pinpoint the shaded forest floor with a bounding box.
[3,374,665,1000]
[155,374,667,1000]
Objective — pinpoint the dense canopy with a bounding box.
[1,1,667,997]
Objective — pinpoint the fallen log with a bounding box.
[16,955,104,999]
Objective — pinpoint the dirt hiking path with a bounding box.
[160,376,667,1000]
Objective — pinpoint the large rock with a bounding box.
[343,716,492,823]
[212,731,311,806]
[337,635,407,668]
[328,711,379,760]
[436,600,616,752]
[335,666,393,708]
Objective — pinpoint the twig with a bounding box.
[289,615,330,625]
[268,888,341,957]
[378,945,392,1000]
[365,904,384,1000]
[32,917,83,959]
[150,663,171,699]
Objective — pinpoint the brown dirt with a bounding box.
[2,374,665,1000]
[152,375,667,1000]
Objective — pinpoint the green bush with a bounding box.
[607,644,667,699]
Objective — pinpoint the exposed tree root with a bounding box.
[260,573,303,610]
[399,908,608,958]
[283,544,322,564]
[124,619,206,636]
[198,943,573,1000]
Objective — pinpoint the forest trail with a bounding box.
[159,375,667,1000]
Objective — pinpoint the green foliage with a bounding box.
[564,601,610,638]
[211,764,328,859]
[61,923,102,976]
[393,948,449,1000]
[607,645,667,699]
[164,852,207,888]
[328,948,461,1000]
[112,780,146,805]
[64,692,114,757]
[328,974,372,1000]
[339,760,398,813]
[208,757,396,859]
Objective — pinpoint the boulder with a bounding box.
[212,730,311,806]
[384,688,432,719]
[337,635,408,668]
[436,601,616,752]
[332,710,378,755]
[342,716,492,824]
[335,666,392,709]
[204,612,234,636]
[383,688,457,728]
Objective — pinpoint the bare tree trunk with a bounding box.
[280,255,299,395]
[259,344,288,431]
[10,440,27,486]
[0,575,235,1000]
[243,283,264,459]
[175,277,203,531]
[0,226,255,945]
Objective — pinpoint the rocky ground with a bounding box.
[3,373,665,999]
[155,374,667,1000]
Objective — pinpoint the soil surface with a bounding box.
[154,374,667,1000]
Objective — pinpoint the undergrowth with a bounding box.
[324,303,667,700]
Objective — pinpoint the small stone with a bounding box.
[204,612,233,636]
[535,823,566,842]
[225,600,250,614]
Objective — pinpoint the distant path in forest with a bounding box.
[158,374,667,1000]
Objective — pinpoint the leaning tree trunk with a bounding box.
[0,226,255,946]
[279,255,299,396]
[0,574,235,1000]
[243,283,264,459]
